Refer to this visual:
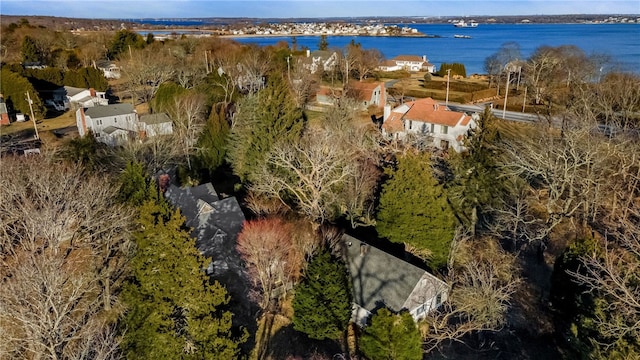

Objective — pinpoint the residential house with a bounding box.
[315,81,386,110]
[382,97,476,152]
[96,61,121,80]
[76,103,138,145]
[0,95,9,125]
[343,234,449,325]
[302,50,339,74]
[347,81,386,109]
[139,113,173,137]
[377,55,435,73]
[163,180,254,324]
[65,86,108,109]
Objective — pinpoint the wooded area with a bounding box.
[1,16,639,360]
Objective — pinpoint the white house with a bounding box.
[139,113,174,137]
[343,234,449,325]
[377,55,435,73]
[382,97,477,152]
[303,50,339,74]
[96,62,121,80]
[65,86,108,108]
[77,104,175,146]
[76,104,138,145]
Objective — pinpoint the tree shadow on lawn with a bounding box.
[260,317,342,360]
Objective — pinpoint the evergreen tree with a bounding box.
[318,34,329,51]
[21,35,42,64]
[0,68,45,118]
[118,162,153,207]
[227,74,306,183]
[360,308,423,360]
[108,29,145,59]
[376,151,457,269]
[447,106,504,234]
[194,104,229,178]
[122,198,244,359]
[292,249,352,342]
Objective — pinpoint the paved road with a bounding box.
[444,102,543,123]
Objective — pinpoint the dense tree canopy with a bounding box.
[121,196,245,359]
[227,74,306,183]
[292,249,352,341]
[360,308,423,360]
[376,151,457,268]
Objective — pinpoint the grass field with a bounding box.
[0,110,77,136]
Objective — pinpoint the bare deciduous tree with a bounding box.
[252,129,355,223]
[422,236,520,352]
[119,46,176,104]
[237,218,305,310]
[0,158,133,360]
[170,93,207,170]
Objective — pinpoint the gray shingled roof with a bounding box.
[64,86,86,97]
[164,183,251,319]
[140,113,172,125]
[85,103,134,118]
[344,234,437,312]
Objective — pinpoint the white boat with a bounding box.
[454,34,472,39]
[453,20,479,28]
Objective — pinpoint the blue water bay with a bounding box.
[232,23,640,74]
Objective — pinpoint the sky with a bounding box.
[1,0,638,19]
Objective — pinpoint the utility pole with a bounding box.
[286,55,291,82]
[502,68,511,119]
[25,91,39,140]
[204,50,209,74]
[445,68,451,107]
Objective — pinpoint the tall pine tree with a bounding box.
[376,151,457,269]
[292,249,352,342]
[121,197,244,359]
[194,103,229,178]
[360,308,423,360]
[447,106,503,235]
[226,73,306,183]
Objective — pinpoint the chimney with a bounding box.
[383,104,391,122]
[89,88,96,97]
[306,49,310,57]
[422,55,427,62]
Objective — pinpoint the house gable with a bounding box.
[343,234,448,324]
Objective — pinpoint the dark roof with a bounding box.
[85,103,134,119]
[344,234,445,312]
[164,182,253,323]
[164,183,245,273]
[140,113,172,125]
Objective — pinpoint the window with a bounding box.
[114,117,117,123]
[436,293,442,307]
[430,123,434,133]
[441,125,448,134]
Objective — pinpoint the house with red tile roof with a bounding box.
[377,55,435,73]
[316,81,386,110]
[382,97,477,152]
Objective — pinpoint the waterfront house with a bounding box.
[378,55,435,73]
[382,97,476,152]
[343,234,449,325]
[303,50,339,74]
